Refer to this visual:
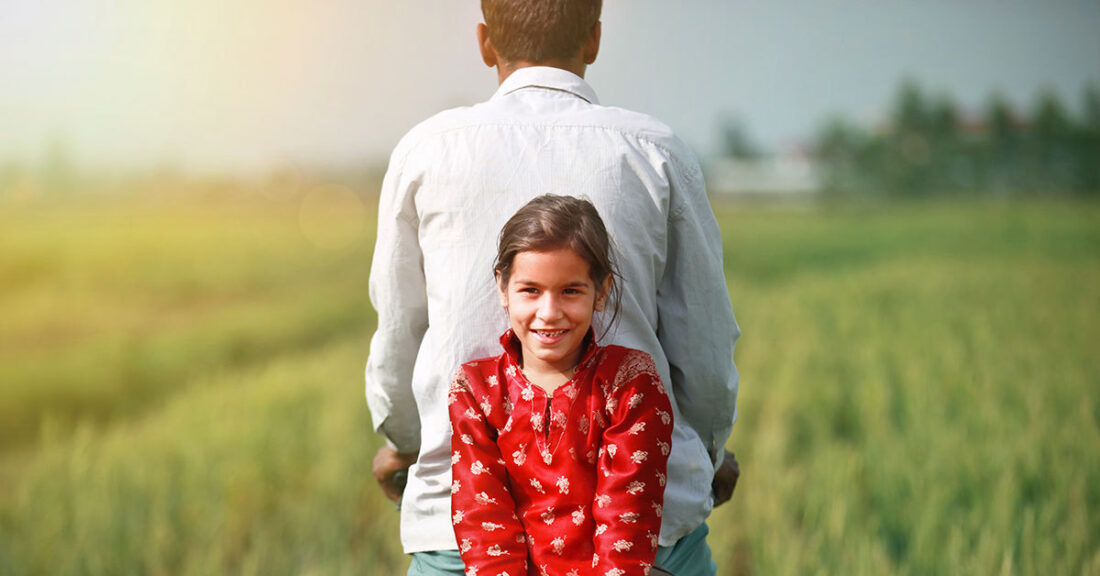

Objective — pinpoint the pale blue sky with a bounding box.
[2,0,1098,172]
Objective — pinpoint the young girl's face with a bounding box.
[498,247,607,377]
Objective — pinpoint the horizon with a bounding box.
[3,0,1099,173]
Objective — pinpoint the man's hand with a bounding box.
[712,449,740,507]
[373,445,419,504]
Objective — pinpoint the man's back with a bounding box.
[366,66,738,554]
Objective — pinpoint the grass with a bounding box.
[709,199,1100,575]
[0,188,375,448]
[1,189,1097,575]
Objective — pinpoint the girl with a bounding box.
[448,195,674,576]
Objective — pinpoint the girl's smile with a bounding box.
[498,248,607,386]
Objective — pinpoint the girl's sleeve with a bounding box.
[591,350,675,576]
[448,367,528,576]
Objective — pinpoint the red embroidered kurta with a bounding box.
[449,331,673,576]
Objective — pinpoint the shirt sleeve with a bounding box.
[657,144,740,462]
[449,367,528,576]
[592,351,674,576]
[364,149,428,453]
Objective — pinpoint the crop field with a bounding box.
[1,184,1097,575]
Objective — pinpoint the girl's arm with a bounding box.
[591,350,675,575]
[448,367,528,575]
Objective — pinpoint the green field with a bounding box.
[1,187,1097,575]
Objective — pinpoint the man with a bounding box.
[366,2,740,574]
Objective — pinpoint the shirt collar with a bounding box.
[491,66,601,105]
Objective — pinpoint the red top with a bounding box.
[449,330,674,576]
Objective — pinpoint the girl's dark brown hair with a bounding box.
[495,194,622,336]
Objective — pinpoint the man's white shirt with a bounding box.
[365,66,739,553]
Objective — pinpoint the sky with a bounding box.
[2,0,1099,173]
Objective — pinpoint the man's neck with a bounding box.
[497,60,587,85]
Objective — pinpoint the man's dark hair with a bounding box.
[481,0,602,64]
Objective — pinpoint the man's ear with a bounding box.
[496,271,509,308]
[477,23,499,68]
[582,20,601,65]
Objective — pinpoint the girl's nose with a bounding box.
[536,294,563,321]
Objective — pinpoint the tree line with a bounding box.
[815,80,1100,196]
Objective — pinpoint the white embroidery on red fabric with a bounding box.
[475,492,498,505]
[451,344,673,576]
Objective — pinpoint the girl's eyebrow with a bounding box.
[512,279,591,288]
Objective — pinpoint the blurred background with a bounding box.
[2,1,1098,574]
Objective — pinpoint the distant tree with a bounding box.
[885,79,935,195]
[719,115,761,160]
[1078,84,1100,193]
[1084,84,1100,131]
[928,93,971,191]
[815,116,868,194]
[892,78,932,133]
[1029,88,1074,191]
[984,92,1022,191]
[810,78,1095,197]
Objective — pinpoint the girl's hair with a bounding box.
[495,194,622,335]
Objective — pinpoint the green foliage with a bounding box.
[0,191,375,449]
[710,199,1100,574]
[816,80,1100,197]
[2,192,1098,575]
[1,341,405,576]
